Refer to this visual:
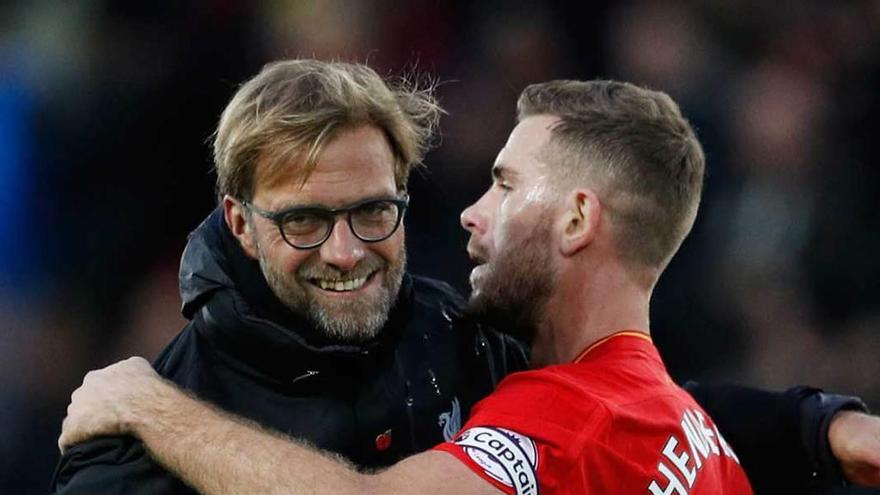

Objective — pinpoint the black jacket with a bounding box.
[52,209,867,494]
[53,209,527,494]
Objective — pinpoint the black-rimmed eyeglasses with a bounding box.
[241,195,409,249]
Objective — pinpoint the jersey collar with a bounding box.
[571,330,652,364]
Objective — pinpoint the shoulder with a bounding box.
[489,366,604,402]
[467,367,611,436]
[151,322,205,383]
[410,274,529,365]
[53,437,185,494]
[438,370,614,493]
[401,274,466,346]
[408,273,467,312]
[151,320,244,400]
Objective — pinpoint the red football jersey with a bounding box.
[435,332,754,495]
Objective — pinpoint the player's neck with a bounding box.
[530,262,652,368]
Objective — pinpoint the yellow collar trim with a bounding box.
[572,330,652,364]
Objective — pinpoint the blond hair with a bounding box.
[518,80,705,272]
[213,59,441,201]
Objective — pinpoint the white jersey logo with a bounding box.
[454,426,539,495]
[438,397,461,441]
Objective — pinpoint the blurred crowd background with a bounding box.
[1,0,878,492]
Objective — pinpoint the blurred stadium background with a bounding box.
[1,0,878,492]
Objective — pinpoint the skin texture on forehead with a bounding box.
[496,116,559,201]
[253,125,400,210]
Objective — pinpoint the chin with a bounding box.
[314,313,387,342]
[310,291,392,342]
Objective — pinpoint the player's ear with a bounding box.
[223,195,259,259]
[558,189,601,257]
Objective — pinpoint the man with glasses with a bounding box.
[54,60,875,494]
[54,58,530,495]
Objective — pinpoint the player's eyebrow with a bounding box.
[492,164,518,182]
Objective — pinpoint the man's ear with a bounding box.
[223,195,259,259]
[559,189,601,257]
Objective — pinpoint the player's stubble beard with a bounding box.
[256,239,406,343]
[465,221,556,344]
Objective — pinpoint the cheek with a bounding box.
[284,252,313,276]
[493,203,536,252]
[260,236,312,275]
[490,222,509,253]
[492,199,516,248]
[371,228,405,263]
[494,187,550,243]
[474,191,504,250]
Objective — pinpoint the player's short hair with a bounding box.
[517,80,704,273]
[213,59,441,201]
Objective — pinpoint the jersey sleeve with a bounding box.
[433,370,609,495]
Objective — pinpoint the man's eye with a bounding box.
[497,182,512,192]
[282,213,324,235]
[288,214,315,225]
[356,202,395,221]
[361,203,388,214]
[358,203,394,216]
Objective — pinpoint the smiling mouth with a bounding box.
[308,272,376,293]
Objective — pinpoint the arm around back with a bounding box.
[687,382,869,494]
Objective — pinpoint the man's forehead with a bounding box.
[255,125,398,208]
[510,114,557,145]
[261,173,396,209]
[495,115,559,173]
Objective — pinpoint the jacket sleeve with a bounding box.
[52,435,193,495]
[685,382,868,495]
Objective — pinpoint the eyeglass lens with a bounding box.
[280,200,402,247]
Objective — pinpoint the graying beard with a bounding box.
[255,236,406,343]
[308,296,391,341]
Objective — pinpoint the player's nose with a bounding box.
[461,194,489,236]
[319,218,366,271]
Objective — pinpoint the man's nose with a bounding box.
[460,197,486,235]
[319,218,366,271]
